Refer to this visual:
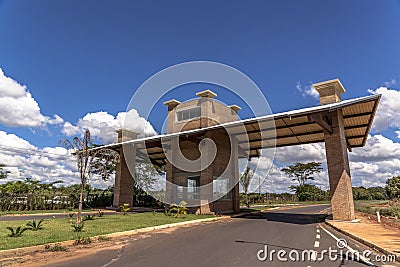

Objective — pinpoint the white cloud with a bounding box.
[384,79,397,87]
[62,109,157,144]
[0,131,113,188]
[274,143,325,164]
[368,87,400,132]
[349,135,400,162]
[256,133,400,193]
[296,81,319,99]
[0,68,63,128]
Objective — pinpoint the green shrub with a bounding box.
[26,219,44,231]
[168,201,188,218]
[71,222,85,232]
[119,203,130,215]
[98,210,104,217]
[73,236,92,245]
[97,235,111,242]
[83,215,95,221]
[6,226,28,237]
[45,243,69,252]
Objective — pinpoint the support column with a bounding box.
[231,137,240,213]
[113,129,137,208]
[314,79,355,221]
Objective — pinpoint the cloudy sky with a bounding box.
[0,1,399,192]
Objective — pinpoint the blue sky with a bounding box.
[0,0,399,190]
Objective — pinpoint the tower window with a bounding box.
[176,106,201,122]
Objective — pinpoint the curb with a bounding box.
[0,216,220,260]
[324,219,400,262]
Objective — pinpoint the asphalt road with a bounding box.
[43,205,398,267]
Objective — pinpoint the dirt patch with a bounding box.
[357,211,400,231]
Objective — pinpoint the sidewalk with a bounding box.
[326,212,400,260]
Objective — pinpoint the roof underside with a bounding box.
[102,94,380,167]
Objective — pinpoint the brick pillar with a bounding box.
[314,79,355,221]
[231,137,240,213]
[113,130,138,208]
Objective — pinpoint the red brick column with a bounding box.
[314,79,355,221]
[324,109,355,220]
[113,130,137,208]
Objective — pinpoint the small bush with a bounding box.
[73,237,92,245]
[119,203,130,215]
[26,219,44,231]
[7,226,28,237]
[71,222,85,232]
[83,215,95,221]
[98,210,104,217]
[67,212,75,218]
[97,235,111,242]
[168,201,188,218]
[45,243,69,252]
[152,210,156,216]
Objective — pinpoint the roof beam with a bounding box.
[307,113,332,134]
[239,129,324,145]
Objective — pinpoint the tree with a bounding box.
[385,176,400,199]
[239,166,254,208]
[290,184,329,202]
[281,162,322,186]
[0,164,10,179]
[60,129,119,223]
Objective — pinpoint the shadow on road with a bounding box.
[236,211,328,225]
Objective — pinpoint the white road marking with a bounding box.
[316,229,320,233]
[319,225,375,266]
[314,241,320,248]
[310,251,317,261]
[316,234,320,239]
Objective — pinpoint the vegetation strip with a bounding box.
[0,215,219,260]
[0,213,215,251]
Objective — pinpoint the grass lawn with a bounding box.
[0,212,214,250]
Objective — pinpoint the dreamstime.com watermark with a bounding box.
[257,238,397,263]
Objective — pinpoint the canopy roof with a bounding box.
[99,94,380,166]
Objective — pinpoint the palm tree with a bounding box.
[60,129,119,223]
[239,166,255,208]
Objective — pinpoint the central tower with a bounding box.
[163,90,241,214]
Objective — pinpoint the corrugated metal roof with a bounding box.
[97,94,380,166]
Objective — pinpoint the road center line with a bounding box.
[316,234,320,239]
[314,241,320,248]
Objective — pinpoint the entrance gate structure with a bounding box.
[107,79,380,221]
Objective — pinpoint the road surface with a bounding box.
[42,205,398,267]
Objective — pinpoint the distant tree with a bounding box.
[367,187,388,200]
[385,176,400,199]
[352,187,373,201]
[60,129,119,223]
[290,184,329,202]
[281,162,323,186]
[239,166,255,208]
[0,164,10,179]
